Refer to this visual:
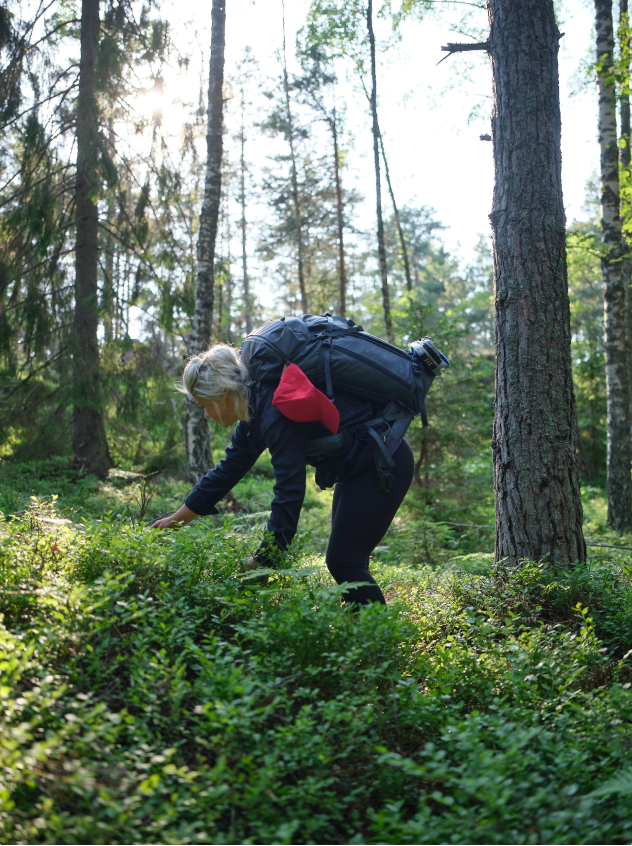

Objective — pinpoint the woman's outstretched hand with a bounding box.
[151,515,184,530]
[151,504,198,530]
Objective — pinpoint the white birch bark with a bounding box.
[185,0,226,485]
[595,0,632,529]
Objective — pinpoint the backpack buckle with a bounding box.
[377,468,395,493]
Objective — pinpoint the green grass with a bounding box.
[1,472,632,844]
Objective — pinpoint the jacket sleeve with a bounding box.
[255,398,310,563]
[184,421,264,516]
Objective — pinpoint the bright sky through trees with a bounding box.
[144,0,596,272]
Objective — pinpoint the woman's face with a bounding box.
[196,393,241,428]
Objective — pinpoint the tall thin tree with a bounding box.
[282,0,309,313]
[185,0,226,484]
[360,74,412,294]
[239,84,253,334]
[102,118,116,343]
[595,0,632,530]
[73,0,112,477]
[331,102,347,316]
[366,0,393,342]
[379,133,412,292]
[619,0,632,439]
[295,53,348,315]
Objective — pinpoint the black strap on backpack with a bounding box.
[347,403,414,493]
[366,428,396,492]
[322,337,334,400]
[312,315,361,402]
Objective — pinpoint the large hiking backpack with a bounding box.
[240,314,447,491]
[240,313,439,422]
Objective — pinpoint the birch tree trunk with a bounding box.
[331,105,347,316]
[367,0,393,343]
[240,86,253,334]
[73,0,112,478]
[489,0,586,564]
[185,0,225,485]
[595,0,632,530]
[620,0,632,443]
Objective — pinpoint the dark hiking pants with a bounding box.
[326,439,414,605]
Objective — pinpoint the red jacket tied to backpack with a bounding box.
[272,363,340,434]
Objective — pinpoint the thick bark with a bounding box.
[240,87,252,334]
[331,106,347,316]
[489,0,586,564]
[73,0,112,478]
[595,0,632,529]
[379,128,413,292]
[620,0,632,443]
[185,0,225,485]
[367,0,393,343]
[282,0,308,313]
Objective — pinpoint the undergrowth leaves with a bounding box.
[1,504,632,844]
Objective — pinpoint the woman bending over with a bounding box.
[152,343,414,606]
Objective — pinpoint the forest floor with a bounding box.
[1,456,632,843]
[0,451,625,568]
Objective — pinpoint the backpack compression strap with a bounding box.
[313,322,361,402]
[366,427,396,493]
[355,406,414,494]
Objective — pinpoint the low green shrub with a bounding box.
[1,502,631,844]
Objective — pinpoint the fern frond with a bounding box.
[589,767,632,798]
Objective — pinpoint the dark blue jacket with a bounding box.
[184,381,387,558]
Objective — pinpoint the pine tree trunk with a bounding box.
[595,0,632,530]
[367,0,393,343]
[281,1,308,313]
[379,128,413,292]
[73,0,112,478]
[620,0,632,445]
[331,106,347,316]
[489,0,586,564]
[185,0,225,485]
[240,87,253,334]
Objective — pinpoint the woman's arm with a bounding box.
[184,421,264,516]
[254,389,310,564]
[151,503,198,530]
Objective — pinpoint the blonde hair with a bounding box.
[180,344,250,422]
